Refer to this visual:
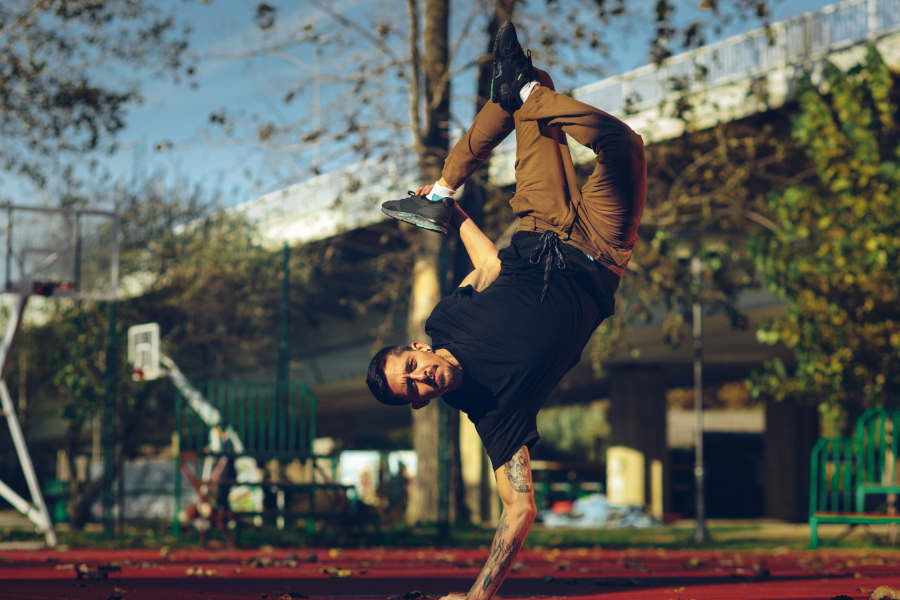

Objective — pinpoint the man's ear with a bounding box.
[410,341,432,352]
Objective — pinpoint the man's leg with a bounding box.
[506,69,583,234]
[516,85,647,274]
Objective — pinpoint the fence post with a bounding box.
[809,439,822,548]
[868,0,879,38]
[277,242,290,417]
[102,300,117,538]
[173,390,182,540]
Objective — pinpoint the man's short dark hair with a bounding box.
[367,345,413,405]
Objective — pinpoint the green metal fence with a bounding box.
[173,380,319,538]
[175,380,316,461]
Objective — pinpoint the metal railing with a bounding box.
[175,380,317,460]
[573,0,900,115]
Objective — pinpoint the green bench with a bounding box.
[173,380,378,539]
[809,408,900,548]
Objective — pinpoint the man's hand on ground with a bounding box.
[438,593,467,600]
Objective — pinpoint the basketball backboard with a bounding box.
[0,204,119,300]
[127,323,160,382]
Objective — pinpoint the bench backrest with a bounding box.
[853,407,899,487]
[175,380,317,462]
[810,408,900,515]
[810,437,858,514]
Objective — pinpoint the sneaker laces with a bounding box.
[529,230,567,303]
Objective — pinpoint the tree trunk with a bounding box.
[454,0,518,279]
[450,0,519,525]
[407,0,452,525]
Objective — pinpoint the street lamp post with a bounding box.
[691,255,709,543]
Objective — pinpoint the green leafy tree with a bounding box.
[748,46,900,418]
[8,174,409,528]
[584,99,812,369]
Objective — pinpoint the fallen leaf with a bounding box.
[870,586,900,600]
[321,566,352,577]
[386,592,435,600]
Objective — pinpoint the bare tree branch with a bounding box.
[745,210,779,232]
[0,0,51,42]
[310,0,400,62]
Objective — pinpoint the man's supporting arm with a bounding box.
[451,445,537,600]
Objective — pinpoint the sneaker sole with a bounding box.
[490,23,513,102]
[381,207,448,234]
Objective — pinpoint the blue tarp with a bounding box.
[539,493,658,528]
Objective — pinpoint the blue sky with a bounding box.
[55,0,842,208]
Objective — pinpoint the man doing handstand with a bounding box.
[367,22,646,600]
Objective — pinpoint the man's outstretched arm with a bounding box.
[440,445,537,600]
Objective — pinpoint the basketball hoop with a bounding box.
[0,204,120,549]
[127,323,160,382]
[0,204,118,301]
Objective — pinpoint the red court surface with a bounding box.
[1,547,899,599]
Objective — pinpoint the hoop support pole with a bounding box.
[0,379,57,546]
[0,294,57,546]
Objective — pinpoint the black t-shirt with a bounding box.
[425,231,619,470]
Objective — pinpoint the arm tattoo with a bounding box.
[505,448,532,493]
[478,513,523,592]
[468,447,534,598]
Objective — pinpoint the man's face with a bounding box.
[383,342,462,409]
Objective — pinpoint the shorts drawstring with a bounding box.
[529,230,567,303]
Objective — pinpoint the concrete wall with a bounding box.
[607,366,670,515]
[764,399,820,521]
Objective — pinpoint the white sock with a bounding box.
[428,181,456,201]
[520,81,539,104]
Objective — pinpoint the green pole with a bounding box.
[438,401,450,538]
[277,243,290,447]
[173,389,182,540]
[278,243,289,380]
[437,241,451,538]
[102,300,118,538]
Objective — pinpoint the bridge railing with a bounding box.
[574,0,900,115]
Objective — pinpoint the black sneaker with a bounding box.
[490,21,535,112]
[381,192,454,234]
